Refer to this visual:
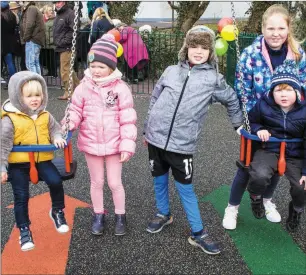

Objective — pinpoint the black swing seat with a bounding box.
[52,157,77,181]
[7,159,77,182]
[236,160,248,170]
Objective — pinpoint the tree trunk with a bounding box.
[180,2,210,33]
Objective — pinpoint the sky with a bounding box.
[81,1,252,20]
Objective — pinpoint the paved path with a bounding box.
[1,87,305,275]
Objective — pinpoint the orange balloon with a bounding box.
[217,17,234,33]
[108,29,121,42]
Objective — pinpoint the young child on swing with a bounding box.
[65,34,137,236]
[143,25,243,255]
[1,71,69,252]
[247,60,306,232]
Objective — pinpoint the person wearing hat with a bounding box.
[64,34,137,236]
[143,25,244,255]
[247,59,306,232]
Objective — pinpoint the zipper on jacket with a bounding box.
[281,110,287,139]
[164,68,191,150]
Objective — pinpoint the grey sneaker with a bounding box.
[146,213,173,233]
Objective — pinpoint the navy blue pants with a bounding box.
[229,167,279,206]
[9,161,65,228]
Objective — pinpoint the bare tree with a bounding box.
[167,1,210,33]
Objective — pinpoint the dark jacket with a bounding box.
[53,4,76,52]
[249,90,306,174]
[20,2,45,46]
[76,24,90,61]
[1,7,19,56]
[90,18,114,45]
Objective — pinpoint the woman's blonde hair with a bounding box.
[22,80,43,98]
[262,4,302,61]
[42,4,53,15]
[92,7,113,24]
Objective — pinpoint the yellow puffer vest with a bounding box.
[3,111,54,163]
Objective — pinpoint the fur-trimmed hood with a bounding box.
[178,25,217,64]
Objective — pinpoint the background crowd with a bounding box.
[1,1,150,94]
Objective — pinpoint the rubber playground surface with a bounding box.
[1,87,306,275]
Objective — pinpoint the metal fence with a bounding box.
[4,30,305,94]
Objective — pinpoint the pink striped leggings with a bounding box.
[84,153,125,214]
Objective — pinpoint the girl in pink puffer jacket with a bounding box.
[66,34,137,236]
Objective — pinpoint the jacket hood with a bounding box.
[178,25,217,64]
[7,71,48,115]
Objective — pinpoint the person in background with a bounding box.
[40,4,57,77]
[53,1,80,100]
[88,7,114,46]
[20,1,45,74]
[9,1,26,71]
[117,23,149,84]
[1,1,18,80]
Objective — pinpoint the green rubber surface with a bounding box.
[201,185,306,275]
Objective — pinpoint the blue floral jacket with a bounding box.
[234,35,306,113]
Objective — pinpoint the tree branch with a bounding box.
[167,1,179,10]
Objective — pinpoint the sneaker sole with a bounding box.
[188,237,221,255]
[222,221,236,230]
[114,232,126,236]
[20,243,35,252]
[92,231,104,236]
[146,217,173,234]
[49,210,69,234]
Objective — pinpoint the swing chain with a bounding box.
[64,1,79,139]
[230,2,251,133]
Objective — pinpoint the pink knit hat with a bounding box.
[88,33,118,70]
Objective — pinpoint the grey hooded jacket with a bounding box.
[144,25,243,155]
[1,71,62,172]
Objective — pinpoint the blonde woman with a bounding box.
[89,7,114,45]
[41,4,57,77]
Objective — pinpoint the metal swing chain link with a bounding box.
[230,2,251,133]
[64,2,79,139]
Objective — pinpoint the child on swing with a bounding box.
[1,71,69,252]
[143,25,243,255]
[65,34,137,236]
[247,60,306,232]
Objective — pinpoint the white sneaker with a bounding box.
[20,239,35,251]
[263,200,281,223]
[222,205,238,230]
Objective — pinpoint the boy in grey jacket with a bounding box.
[144,25,243,255]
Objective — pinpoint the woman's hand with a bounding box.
[257,130,271,142]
